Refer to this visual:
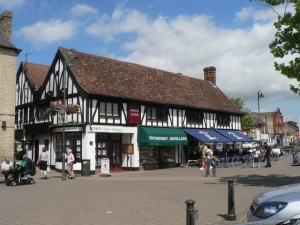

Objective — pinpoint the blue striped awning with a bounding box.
[183,128,231,143]
[216,129,253,142]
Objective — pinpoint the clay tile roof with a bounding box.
[23,62,49,89]
[60,47,243,114]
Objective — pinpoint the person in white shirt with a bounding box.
[204,145,218,177]
[1,157,14,182]
[253,149,260,168]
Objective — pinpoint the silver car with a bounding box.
[247,183,300,224]
[237,219,300,225]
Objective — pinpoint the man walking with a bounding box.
[264,142,271,168]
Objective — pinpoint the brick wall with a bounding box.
[0,48,18,162]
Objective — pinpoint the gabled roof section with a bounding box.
[59,47,243,115]
[22,62,49,89]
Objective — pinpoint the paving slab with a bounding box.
[1,154,299,225]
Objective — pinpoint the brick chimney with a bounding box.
[0,11,13,41]
[203,66,216,86]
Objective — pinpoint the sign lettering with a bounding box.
[128,104,141,125]
[199,131,217,140]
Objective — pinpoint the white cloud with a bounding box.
[86,5,299,114]
[17,19,79,49]
[235,6,255,22]
[86,7,149,41]
[70,4,98,17]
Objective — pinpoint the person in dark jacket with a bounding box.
[15,155,33,180]
[264,142,272,168]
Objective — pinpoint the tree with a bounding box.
[231,98,254,133]
[250,0,300,94]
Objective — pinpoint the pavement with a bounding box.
[1,154,299,225]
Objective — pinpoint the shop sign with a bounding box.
[123,144,134,154]
[53,127,83,133]
[90,125,123,133]
[149,136,187,141]
[128,104,140,125]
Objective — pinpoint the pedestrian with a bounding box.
[264,142,272,168]
[204,144,218,177]
[37,147,50,179]
[1,157,15,182]
[66,149,75,179]
[253,148,260,168]
[199,143,208,170]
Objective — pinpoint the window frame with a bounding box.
[216,113,230,126]
[99,101,120,118]
[146,106,168,121]
[186,110,203,124]
[36,104,49,119]
[54,132,82,162]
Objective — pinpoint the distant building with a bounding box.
[250,108,284,146]
[284,121,299,145]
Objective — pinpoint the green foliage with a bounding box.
[231,98,254,133]
[250,0,300,95]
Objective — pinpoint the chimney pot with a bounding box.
[203,66,216,86]
[0,11,13,41]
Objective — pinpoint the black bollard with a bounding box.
[185,199,196,225]
[227,179,237,221]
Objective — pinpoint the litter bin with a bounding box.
[81,159,90,176]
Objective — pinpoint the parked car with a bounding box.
[293,152,300,165]
[247,183,300,224]
[237,218,300,225]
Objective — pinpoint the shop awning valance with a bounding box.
[183,128,231,143]
[138,127,188,146]
[216,129,254,142]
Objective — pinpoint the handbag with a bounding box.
[47,165,51,173]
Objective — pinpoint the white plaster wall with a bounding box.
[122,126,138,168]
[83,130,96,172]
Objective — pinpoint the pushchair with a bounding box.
[6,161,36,187]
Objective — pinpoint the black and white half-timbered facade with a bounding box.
[15,47,245,174]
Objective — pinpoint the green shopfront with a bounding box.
[138,126,188,170]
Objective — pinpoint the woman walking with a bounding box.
[66,149,76,179]
[37,147,49,179]
[204,145,218,177]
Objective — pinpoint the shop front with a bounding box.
[138,126,188,170]
[87,125,137,172]
[52,126,83,172]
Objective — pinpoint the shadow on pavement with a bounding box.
[219,174,300,187]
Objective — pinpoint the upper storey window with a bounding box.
[217,113,230,126]
[186,110,203,124]
[146,106,168,121]
[37,104,48,119]
[100,102,119,117]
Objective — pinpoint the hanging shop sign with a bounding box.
[128,104,141,125]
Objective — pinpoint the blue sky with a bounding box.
[1,0,300,124]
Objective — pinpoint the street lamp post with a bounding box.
[257,90,264,145]
[61,48,79,181]
[61,49,68,181]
